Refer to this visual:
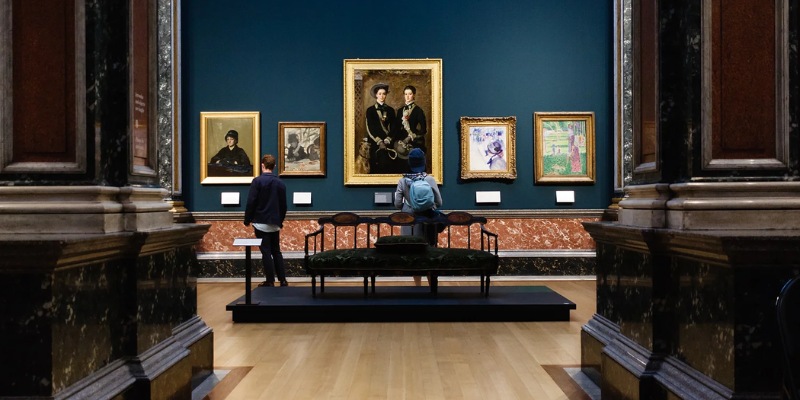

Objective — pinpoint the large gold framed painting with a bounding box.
[343,59,443,185]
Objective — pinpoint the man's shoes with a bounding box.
[256,280,287,287]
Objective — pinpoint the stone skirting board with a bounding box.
[581,221,800,399]
[193,209,601,278]
[198,250,597,279]
[0,224,212,399]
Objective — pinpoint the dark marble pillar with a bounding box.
[584,1,800,397]
[583,223,799,398]
[0,225,210,398]
[0,0,211,398]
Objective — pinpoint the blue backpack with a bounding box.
[407,175,435,212]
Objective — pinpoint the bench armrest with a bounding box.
[304,226,325,256]
[480,224,499,256]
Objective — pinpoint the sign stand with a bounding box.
[233,238,263,305]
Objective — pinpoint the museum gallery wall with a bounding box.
[182,0,612,277]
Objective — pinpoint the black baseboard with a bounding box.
[200,255,596,279]
[226,285,576,323]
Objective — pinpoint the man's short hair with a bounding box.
[261,154,276,170]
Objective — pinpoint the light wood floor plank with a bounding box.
[198,279,595,399]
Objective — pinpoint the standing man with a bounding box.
[365,82,397,174]
[244,154,288,287]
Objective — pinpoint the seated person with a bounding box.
[286,133,307,162]
[209,130,252,175]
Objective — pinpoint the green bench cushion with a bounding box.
[374,235,429,253]
[306,247,497,275]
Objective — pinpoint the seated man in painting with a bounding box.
[285,133,307,162]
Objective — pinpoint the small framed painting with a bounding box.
[534,112,595,184]
[278,121,326,177]
[459,116,517,180]
[200,111,260,184]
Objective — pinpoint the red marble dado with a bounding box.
[485,218,597,250]
[195,218,598,253]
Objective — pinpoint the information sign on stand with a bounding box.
[233,238,263,305]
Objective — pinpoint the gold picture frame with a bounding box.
[200,111,260,184]
[343,58,443,185]
[459,116,517,180]
[278,121,326,177]
[534,112,595,184]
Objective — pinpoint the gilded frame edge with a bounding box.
[459,116,517,180]
[343,58,443,186]
[200,111,261,185]
[534,111,596,184]
[278,121,327,177]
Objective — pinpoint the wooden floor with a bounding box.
[197,278,597,400]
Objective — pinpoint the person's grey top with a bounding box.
[393,173,443,213]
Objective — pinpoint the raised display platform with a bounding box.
[226,285,576,323]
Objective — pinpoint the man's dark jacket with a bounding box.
[244,172,287,227]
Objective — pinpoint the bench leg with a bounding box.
[480,274,485,293]
[485,275,491,297]
[363,276,368,296]
[430,275,438,294]
[311,276,317,298]
[371,275,376,293]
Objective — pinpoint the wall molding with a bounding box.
[192,209,606,221]
[198,249,597,260]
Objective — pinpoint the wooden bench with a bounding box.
[303,211,499,297]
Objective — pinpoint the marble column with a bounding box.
[156,0,191,222]
[583,0,800,398]
[0,1,211,398]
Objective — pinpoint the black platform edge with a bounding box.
[226,286,576,323]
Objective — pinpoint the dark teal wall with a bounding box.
[181,0,613,212]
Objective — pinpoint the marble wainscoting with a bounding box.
[194,210,600,279]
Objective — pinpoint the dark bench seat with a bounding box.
[304,211,499,297]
